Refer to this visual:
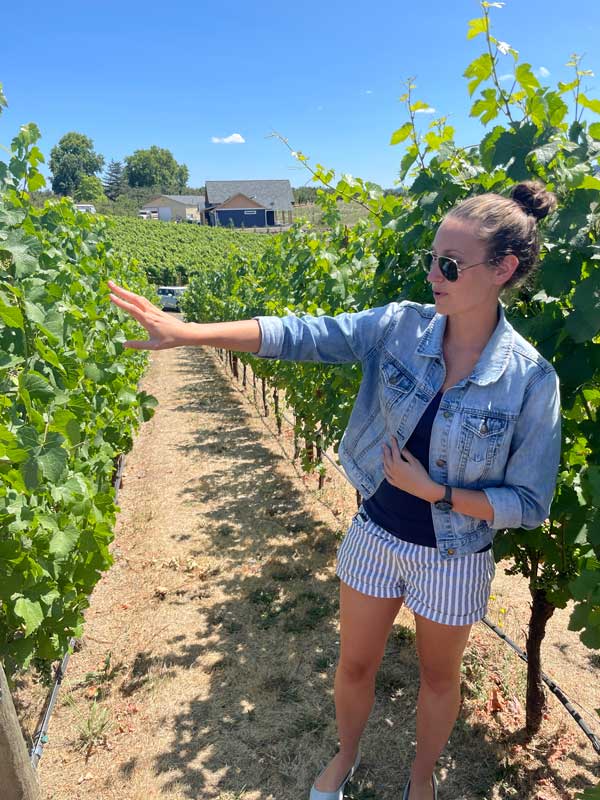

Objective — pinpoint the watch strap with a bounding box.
[434,484,453,510]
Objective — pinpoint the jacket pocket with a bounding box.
[380,358,416,410]
[459,412,509,481]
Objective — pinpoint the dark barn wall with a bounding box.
[216,208,267,227]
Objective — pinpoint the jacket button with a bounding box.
[436,458,446,467]
[447,548,455,555]
[443,411,452,419]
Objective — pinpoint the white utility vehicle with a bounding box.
[156,286,187,311]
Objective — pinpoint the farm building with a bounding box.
[140,195,206,222]
[204,180,294,227]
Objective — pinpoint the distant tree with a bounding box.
[383,186,407,197]
[293,186,335,204]
[94,186,166,217]
[49,132,104,196]
[103,159,126,200]
[293,186,319,204]
[124,146,189,192]
[30,189,57,209]
[74,175,107,204]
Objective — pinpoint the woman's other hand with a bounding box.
[382,439,441,502]
[107,280,194,350]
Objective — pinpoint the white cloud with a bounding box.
[211,133,245,144]
[415,107,436,114]
[499,73,514,82]
[538,66,551,77]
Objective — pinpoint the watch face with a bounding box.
[434,500,453,511]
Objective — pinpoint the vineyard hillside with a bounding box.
[107,217,271,286]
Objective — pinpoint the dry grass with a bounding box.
[11,336,599,800]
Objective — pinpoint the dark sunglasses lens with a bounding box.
[421,251,433,270]
[440,257,458,281]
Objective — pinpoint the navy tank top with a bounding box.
[363,391,491,552]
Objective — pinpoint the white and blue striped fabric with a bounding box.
[336,508,496,626]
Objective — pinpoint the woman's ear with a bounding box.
[493,254,519,287]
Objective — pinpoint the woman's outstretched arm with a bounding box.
[107,280,262,353]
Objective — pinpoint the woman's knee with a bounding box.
[414,614,471,693]
[336,655,380,685]
[419,664,461,694]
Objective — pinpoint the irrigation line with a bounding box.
[29,452,126,769]
[222,353,600,755]
[483,618,600,755]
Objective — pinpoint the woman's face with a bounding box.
[427,217,503,316]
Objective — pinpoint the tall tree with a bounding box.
[124,146,189,192]
[49,132,104,196]
[102,159,125,200]
[74,175,106,203]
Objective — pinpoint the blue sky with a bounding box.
[1,0,599,189]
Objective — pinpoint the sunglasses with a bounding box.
[419,250,493,282]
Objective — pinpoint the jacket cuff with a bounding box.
[252,316,284,358]
[482,486,522,530]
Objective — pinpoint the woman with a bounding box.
[107,180,562,800]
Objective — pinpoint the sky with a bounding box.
[1,0,599,190]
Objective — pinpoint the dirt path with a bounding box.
[21,335,599,800]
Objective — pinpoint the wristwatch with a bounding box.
[434,484,453,511]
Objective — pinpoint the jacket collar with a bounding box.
[415,302,514,386]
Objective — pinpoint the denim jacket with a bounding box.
[252,301,562,560]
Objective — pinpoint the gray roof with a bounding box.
[163,194,206,208]
[205,180,293,211]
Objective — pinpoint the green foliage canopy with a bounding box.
[124,145,189,192]
[49,131,104,197]
[107,216,270,285]
[0,95,158,679]
[74,175,107,204]
[102,159,126,201]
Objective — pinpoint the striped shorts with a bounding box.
[335,507,496,626]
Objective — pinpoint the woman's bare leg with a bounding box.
[407,613,472,800]
[314,582,404,791]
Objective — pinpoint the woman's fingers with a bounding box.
[123,337,159,351]
[107,280,157,313]
[109,295,153,334]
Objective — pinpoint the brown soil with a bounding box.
[13,333,600,800]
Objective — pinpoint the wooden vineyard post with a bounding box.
[0,663,42,800]
[316,432,324,489]
[273,388,282,434]
[305,437,314,466]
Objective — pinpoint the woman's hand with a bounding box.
[107,280,194,350]
[382,438,441,502]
